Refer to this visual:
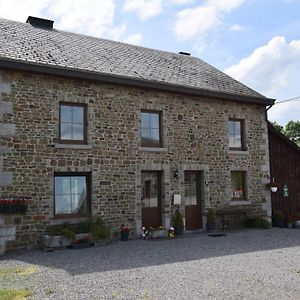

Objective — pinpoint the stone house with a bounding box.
[0,17,274,251]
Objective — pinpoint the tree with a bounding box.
[271,120,300,147]
[284,121,300,146]
[271,121,284,133]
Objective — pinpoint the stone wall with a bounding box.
[0,69,271,250]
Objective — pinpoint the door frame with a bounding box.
[180,164,210,231]
[135,164,171,236]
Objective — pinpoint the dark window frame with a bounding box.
[54,172,91,219]
[231,171,247,201]
[59,102,88,144]
[140,109,163,148]
[228,118,245,151]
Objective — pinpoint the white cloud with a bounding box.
[0,0,51,21]
[124,33,143,45]
[229,24,246,32]
[0,0,143,43]
[225,36,300,125]
[173,0,245,40]
[123,0,162,21]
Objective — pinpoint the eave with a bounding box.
[0,57,275,106]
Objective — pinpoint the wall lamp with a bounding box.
[174,170,179,178]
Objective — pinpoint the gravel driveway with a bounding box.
[1,228,300,299]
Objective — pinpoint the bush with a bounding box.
[207,209,216,224]
[174,210,184,228]
[244,218,270,229]
[273,210,284,221]
[45,217,110,241]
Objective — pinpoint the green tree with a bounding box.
[271,121,284,133]
[284,120,300,146]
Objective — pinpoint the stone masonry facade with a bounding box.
[0,69,272,250]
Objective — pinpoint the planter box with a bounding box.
[41,235,72,249]
[151,229,168,238]
[295,221,300,228]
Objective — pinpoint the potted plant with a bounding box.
[272,210,284,228]
[120,224,130,241]
[173,209,184,235]
[286,215,296,228]
[206,208,216,232]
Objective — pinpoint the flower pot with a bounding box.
[174,226,183,235]
[295,221,300,228]
[270,187,278,193]
[206,223,216,232]
[120,231,129,241]
[274,220,284,228]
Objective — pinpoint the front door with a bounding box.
[141,171,162,228]
[184,171,202,230]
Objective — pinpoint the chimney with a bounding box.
[178,51,191,56]
[26,16,54,29]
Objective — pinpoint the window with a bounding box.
[231,171,246,200]
[59,103,87,143]
[141,110,162,147]
[184,172,197,206]
[228,119,245,150]
[54,173,90,217]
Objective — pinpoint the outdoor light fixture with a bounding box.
[174,170,179,178]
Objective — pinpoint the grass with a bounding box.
[0,267,38,279]
[0,288,32,300]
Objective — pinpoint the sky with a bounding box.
[0,0,299,125]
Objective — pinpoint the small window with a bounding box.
[231,171,246,200]
[59,103,87,143]
[229,119,245,150]
[141,110,162,147]
[54,173,90,217]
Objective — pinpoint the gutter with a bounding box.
[0,57,275,106]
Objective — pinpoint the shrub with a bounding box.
[244,218,270,229]
[273,210,284,221]
[174,210,184,228]
[207,209,216,224]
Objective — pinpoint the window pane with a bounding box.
[72,107,84,124]
[141,128,151,144]
[71,176,86,195]
[72,124,84,140]
[55,177,71,195]
[72,193,87,214]
[150,113,159,129]
[55,195,72,214]
[150,129,160,144]
[229,120,242,148]
[142,173,158,208]
[231,172,245,199]
[61,123,72,140]
[61,106,72,123]
[55,175,88,216]
[141,112,149,128]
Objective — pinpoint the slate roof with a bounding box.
[0,18,273,104]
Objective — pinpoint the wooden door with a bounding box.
[184,171,202,230]
[141,171,162,228]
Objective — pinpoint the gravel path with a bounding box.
[1,228,300,299]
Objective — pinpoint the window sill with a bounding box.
[50,217,88,225]
[55,143,92,150]
[229,200,251,206]
[228,150,249,155]
[139,147,167,153]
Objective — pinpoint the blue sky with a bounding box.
[1,0,299,125]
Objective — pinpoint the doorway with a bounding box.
[141,171,162,228]
[184,171,202,230]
